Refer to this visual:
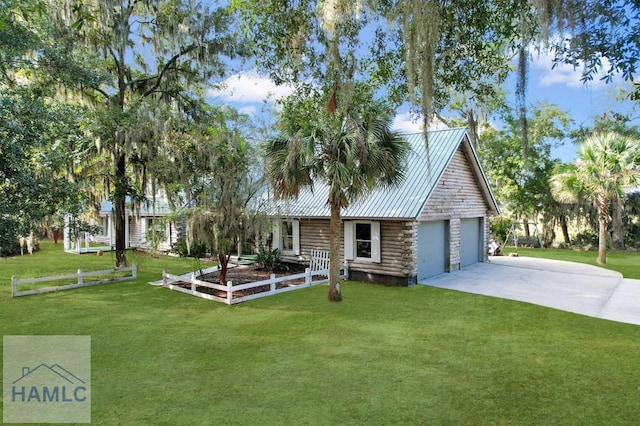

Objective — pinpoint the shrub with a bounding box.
[490,216,511,244]
[624,223,640,249]
[171,237,208,258]
[0,217,20,257]
[145,221,167,254]
[256,247,279,271]
[573,231,598,249]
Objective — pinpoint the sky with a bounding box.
[208,51,639,163]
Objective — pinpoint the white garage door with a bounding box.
[417,221,447,280]
[460,218,481,268]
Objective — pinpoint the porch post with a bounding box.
[124,212,130,248]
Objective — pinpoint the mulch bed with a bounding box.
[175,262,323,299]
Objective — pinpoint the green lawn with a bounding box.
[502,246,640,279]
[2,242,639,424]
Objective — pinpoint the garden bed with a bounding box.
[185,263,315,299]
[162,262,345,305]
[202,262,310,285]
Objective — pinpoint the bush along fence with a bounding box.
[12,265,137,297]
[162,264,348,305]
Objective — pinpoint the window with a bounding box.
[144,218,168,242]
[98,216,109,237]
[282,220,294,251]
[344,221,381,263]
[272,219,300,255]
[355,223,372,258]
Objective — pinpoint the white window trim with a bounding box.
[141,217,148,242]
[344,220,380,263]
[97,216,111,238]
[273,218,300,255]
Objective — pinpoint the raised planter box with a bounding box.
[162,263,348,305]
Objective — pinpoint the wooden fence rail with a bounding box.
[162,263,348,305]
[12,265,137,297]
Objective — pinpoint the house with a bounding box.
[93,199,180,252]
[264,127,499,285]
[64,195,181,254]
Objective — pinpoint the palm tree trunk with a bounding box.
[328,201,342,302]
[597,200,608,264]
[559,214,571,244]
[611,194,625,250]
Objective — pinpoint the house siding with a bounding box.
[133,216,176,252]
[419,146,490,271]
[348,220,415,279]
[129,217,144,248]
[280,219,342,264]
[281,219,417,285]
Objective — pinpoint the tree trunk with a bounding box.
[328,201,342,302]
[466,109,478,148]
[114,153,128,267]
[52,228,60,244]
[597,200,608,264]
[611,194,625,250]
[218,253,228,286]
[522,218,531,237]
[543,217,556,248]
[559,214,571,245]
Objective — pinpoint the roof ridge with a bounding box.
[401,127,467,136]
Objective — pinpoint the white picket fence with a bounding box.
[12,265,137,297]
[309,249,331,272]
[162,263,348,305]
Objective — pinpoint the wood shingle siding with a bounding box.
[419,147,489,221]
[279,219,340,263]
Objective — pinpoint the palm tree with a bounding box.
[264,103,410,302]
[551,132,640,264]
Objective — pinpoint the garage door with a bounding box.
[417,221,447,280]
[460,218,481,268]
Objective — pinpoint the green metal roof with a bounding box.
[264,127,497,219]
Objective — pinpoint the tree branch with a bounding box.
[435,112,453,128]
[139,43,200,99]
[91,85,111,100]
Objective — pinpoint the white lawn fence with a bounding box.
[12,265,137,297]
[162,264,348,305]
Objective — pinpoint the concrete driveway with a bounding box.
[419,256,640,326]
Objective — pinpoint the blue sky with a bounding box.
[209,50,639,163]
[523,52,639,161]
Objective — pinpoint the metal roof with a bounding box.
[264,127,488,219]
[100,198,173,216]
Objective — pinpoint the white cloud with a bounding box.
[392,111,456,133]
[392,112,423,133]
[208,71,295,103]
[238,105,258,116]
[532,50,610,89]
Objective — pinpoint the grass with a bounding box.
[502,246,640,279]
[2,241,640,424]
